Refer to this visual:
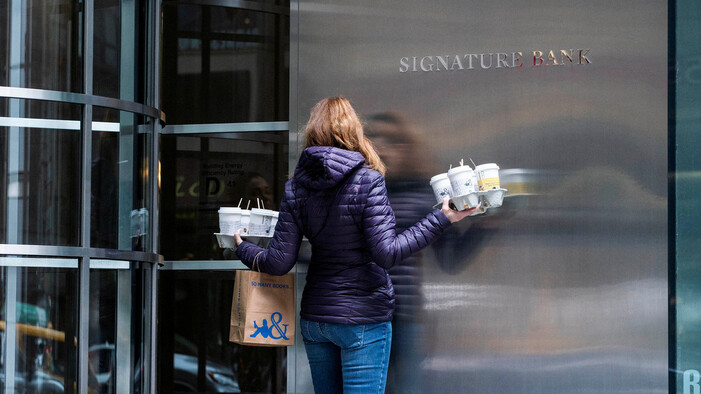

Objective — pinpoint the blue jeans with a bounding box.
[300,318,392,394]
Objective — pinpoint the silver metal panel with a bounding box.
[159,260,248,270]
[0,117,120,132]
[149,261,158,394]
[293,1,668,393]
[0,244,161,263]
[116,269,133,394]
[141,265,153,394]
[118,115,135,250]
[0,257,79,268]
[3,267,18,394]
[287,3,301,392]
[78,256,90,394]
[89,259,130,270]
[0,86,162,119]
[6,0,22,246]
[162,121,290,134]
[289,0,301,181]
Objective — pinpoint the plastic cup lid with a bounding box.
[219,207,242,213]
[447,165,473,175]
[474,163,500,171]
[430,173,449,184]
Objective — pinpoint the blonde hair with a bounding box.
[304,97,386,176]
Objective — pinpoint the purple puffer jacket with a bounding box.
[236,146,451,324]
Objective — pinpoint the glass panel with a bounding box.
[160,132,288,260]
[89,269,118,394]
[2,100,82,246]
[94,0,156,104]
[158,270,284,393]
[162,3,289,124]
[0,1,8,87]
[91,108,153,251]
[93,0,121,99]
[21,0,83,92]
[675,0,701,391]
[8,264,80,394]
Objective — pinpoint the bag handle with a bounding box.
[251,251,264,272]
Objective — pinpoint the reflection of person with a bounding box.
[243,172,276,210]
[233,97,477,393]
[365,112,435,393]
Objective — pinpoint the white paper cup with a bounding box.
[447,165,478,197]
[218,207,242,235]
[483,188,506,208]
[270,211,279,235]
[452,193,480,210]
[474,163,500,191]
[249,208,275,236]
[429,173,453,204]
[241,211,251,235]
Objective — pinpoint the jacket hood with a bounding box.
[294,146,366,190]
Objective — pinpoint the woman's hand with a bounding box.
[234,229,244,246]
[441,196,479,223]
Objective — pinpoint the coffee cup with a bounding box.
[241,211,251,235]
[249,208,275,236]
[270,211,279,235]
[447,165,478,197]
[429,173,453,205]
[218,207,242,235]
[474,163,500,191]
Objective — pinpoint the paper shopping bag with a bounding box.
[229,267,295,347]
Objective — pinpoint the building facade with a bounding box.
[1,0,700,393]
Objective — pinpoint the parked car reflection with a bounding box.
[2,324,240,393]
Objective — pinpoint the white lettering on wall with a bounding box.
[399,48,591,73]
[685,370,701,394]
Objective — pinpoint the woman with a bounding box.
[234,97,477,393]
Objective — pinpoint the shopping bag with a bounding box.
[229,253,295,346]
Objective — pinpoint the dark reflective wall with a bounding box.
[293,0,667,393]
[162,1,289,124]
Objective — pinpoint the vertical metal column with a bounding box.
[149,2,162,389]
[150,4,162,391]
[116,269,133,394]
[117,3,138,383]
[78,0,94,393]
[6,0,23,244]
[150,258,159,393]
[287,1,300,392]
[118,0,136,252]
[4,2,24,392]
[3,267,18,394]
